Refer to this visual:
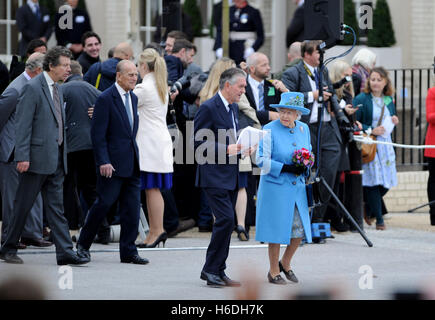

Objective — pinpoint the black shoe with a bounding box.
[57,253,90,266]
[279,261,299,283]
[168,219,195,238]
[330,220,349,232]
[121,255,149,265]
[198,225,213,232]
[200,271,225,287]
[221,274,241,287]
[235,225,249,241]
[0,252,23,264]
[77,244,91,261]
[21,237,53,247]
[137,232,168,248]
[267,272,286,285]
[312,237,326,244]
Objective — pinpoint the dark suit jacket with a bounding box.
[0,60,9,94]
[14,73,67,175]
[91,84,139,178]
[55,8,92,47]
[281,60,344,143]
[164,55,184,83]
[16,4,52,57]
[286,5,305,48]
[0,73,29,163]
[194,94,239,191]
[245,78,281,126]
[62,74,101,154]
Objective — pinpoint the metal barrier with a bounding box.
[389,68,434,170]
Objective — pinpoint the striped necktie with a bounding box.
[52,84,63,146]
[124,92,133,131]
[258,83,265,111]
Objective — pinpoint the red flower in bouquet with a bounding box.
[292,148,315,168]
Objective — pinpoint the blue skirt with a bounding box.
[238,171,248,188]
[140,171,173,190]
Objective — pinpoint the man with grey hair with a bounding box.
[0,52,51,250]
[194,67,255,287]
[0,46,89,265]
[274,42,303,80]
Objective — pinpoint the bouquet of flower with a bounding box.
[292,148,315,168]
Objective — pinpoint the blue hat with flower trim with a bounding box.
[270,92,310,115]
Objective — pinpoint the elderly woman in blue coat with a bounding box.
[255,92,313,285]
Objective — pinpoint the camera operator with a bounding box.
[164,38,201,234]
[326,60,363,232]
[282,40,350,244]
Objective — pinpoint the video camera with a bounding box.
[332,75,352,89]
[169,75,191,94]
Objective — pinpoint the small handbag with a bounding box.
[361,103,385,164]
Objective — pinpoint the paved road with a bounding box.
[1,213,435,300]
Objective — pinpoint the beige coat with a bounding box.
[133,73,173,173]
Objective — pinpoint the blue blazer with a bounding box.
[91,84,139,178]
[194,93,240,191]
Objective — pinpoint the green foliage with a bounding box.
[341,0,359,45]
[183,0,203,38]
[367,0,396,47]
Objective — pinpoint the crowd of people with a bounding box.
[0,0,429,287]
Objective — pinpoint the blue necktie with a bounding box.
[35,4,41,20]
[258,83,265,111]
[228,104,237,140]
[124,92,133,131]
[314,69,320,90]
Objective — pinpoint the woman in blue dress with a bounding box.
[255,92,313,285]
[354,67,399,230]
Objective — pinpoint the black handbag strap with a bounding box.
[376,103,386,128]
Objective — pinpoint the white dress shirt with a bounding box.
[43,71,54,100]
[27,0,39,14]
[305,62,331,123]
[115,82,134,125]
[218,91,237,141]
[247,75,264,111]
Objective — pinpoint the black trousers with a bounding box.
[202,187,238,275]
[427,157,435,224]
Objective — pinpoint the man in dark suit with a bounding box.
[286,0,305,48]
[213,0,264,65]
[0,47,89,265]
[77,60,148,265]
[77,32,101,74]
[282,40,349,243]
[194,68,254,287]
[61,61,100,230]
[16,0,52,58]
[55,0,93,59]
[0,60,8,94]
[0,52,51,249]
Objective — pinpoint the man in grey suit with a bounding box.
[61,61,101,230]
[282,40,349,243]
[0,46,90,265]
[0,52,52,249]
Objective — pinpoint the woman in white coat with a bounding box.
[134,48,174,248]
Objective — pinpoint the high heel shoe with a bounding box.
[145,232,168,248]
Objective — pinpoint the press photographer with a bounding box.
[325,59,364,232]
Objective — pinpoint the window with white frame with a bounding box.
[0,0,23,57]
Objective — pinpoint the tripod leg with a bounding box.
[407,200,435,213]
[319,177,373,247]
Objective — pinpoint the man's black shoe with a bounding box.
[331,220,349,233]
[168,219,196,238]
[121,255,149,265]
[77,244,91,261]
[57,253,89,266]
[0,252,23,264]
[21,237,53,247]
[221,274,241,287]
[200,271,225,287]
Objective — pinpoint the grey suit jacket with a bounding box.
[281,60,343,143]
[0,72,29,163]
[14,73,68,175]
[61,75,101,153]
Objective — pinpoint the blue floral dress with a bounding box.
[362,95,398,189]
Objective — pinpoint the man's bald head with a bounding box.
[113,42,134,61]
[246,52,271,81]
[288,42,302,62]
[25,52,44,77]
